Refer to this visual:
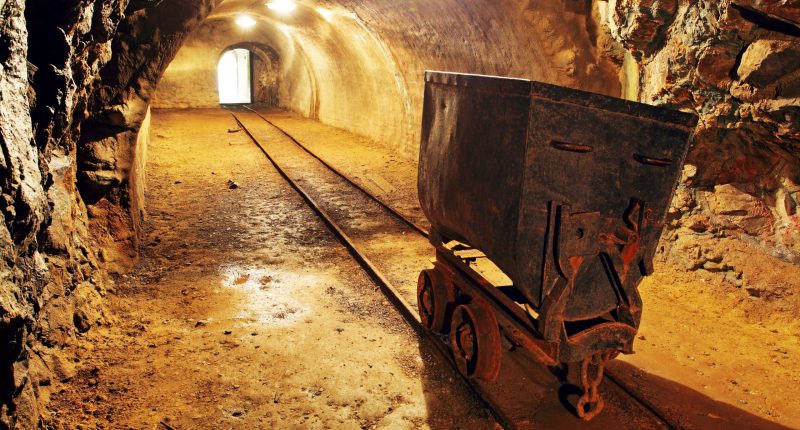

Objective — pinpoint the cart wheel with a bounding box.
[450,300,502,381]
[417,268,455,333]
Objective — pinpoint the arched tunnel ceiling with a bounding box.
[157,0,622,157]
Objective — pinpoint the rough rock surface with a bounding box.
[0,1,217,427]
[604,1,800,265]
[79,0,219,273]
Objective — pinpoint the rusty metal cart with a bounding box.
[416,71,697,419]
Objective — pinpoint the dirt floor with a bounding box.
[43,107,800,429]
[44,109,497,429]
[258,109,800,429]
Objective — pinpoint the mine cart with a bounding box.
[416,71,697,419]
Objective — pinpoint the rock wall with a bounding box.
[0,1,218,427]
[252,50,281,107]
[603,1,799,256]
[603,0,800,319]
[79,0,220,274]
[1,1,119,426]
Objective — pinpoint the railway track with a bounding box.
[228,108,679,430]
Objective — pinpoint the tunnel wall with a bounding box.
[253,50,281,107]
[0,0,220,426]
[336,0,625,155]
[602,1,800,279]
[153,42,222,108]
[78,0,221,275]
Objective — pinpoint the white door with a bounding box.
[218,49,252,104]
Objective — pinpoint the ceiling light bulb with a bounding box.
[235,15,257,28]
[266,0,297,13]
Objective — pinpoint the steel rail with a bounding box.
[234,109,679,430]
[230,112,418,327]
[241,106,430,238]
[605,371,677,430]
[229,111,514,429]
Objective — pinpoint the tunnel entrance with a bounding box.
[217,48,252,104]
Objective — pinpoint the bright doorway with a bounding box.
[217,48,252,104]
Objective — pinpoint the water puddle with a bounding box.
[220,265,313,327]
